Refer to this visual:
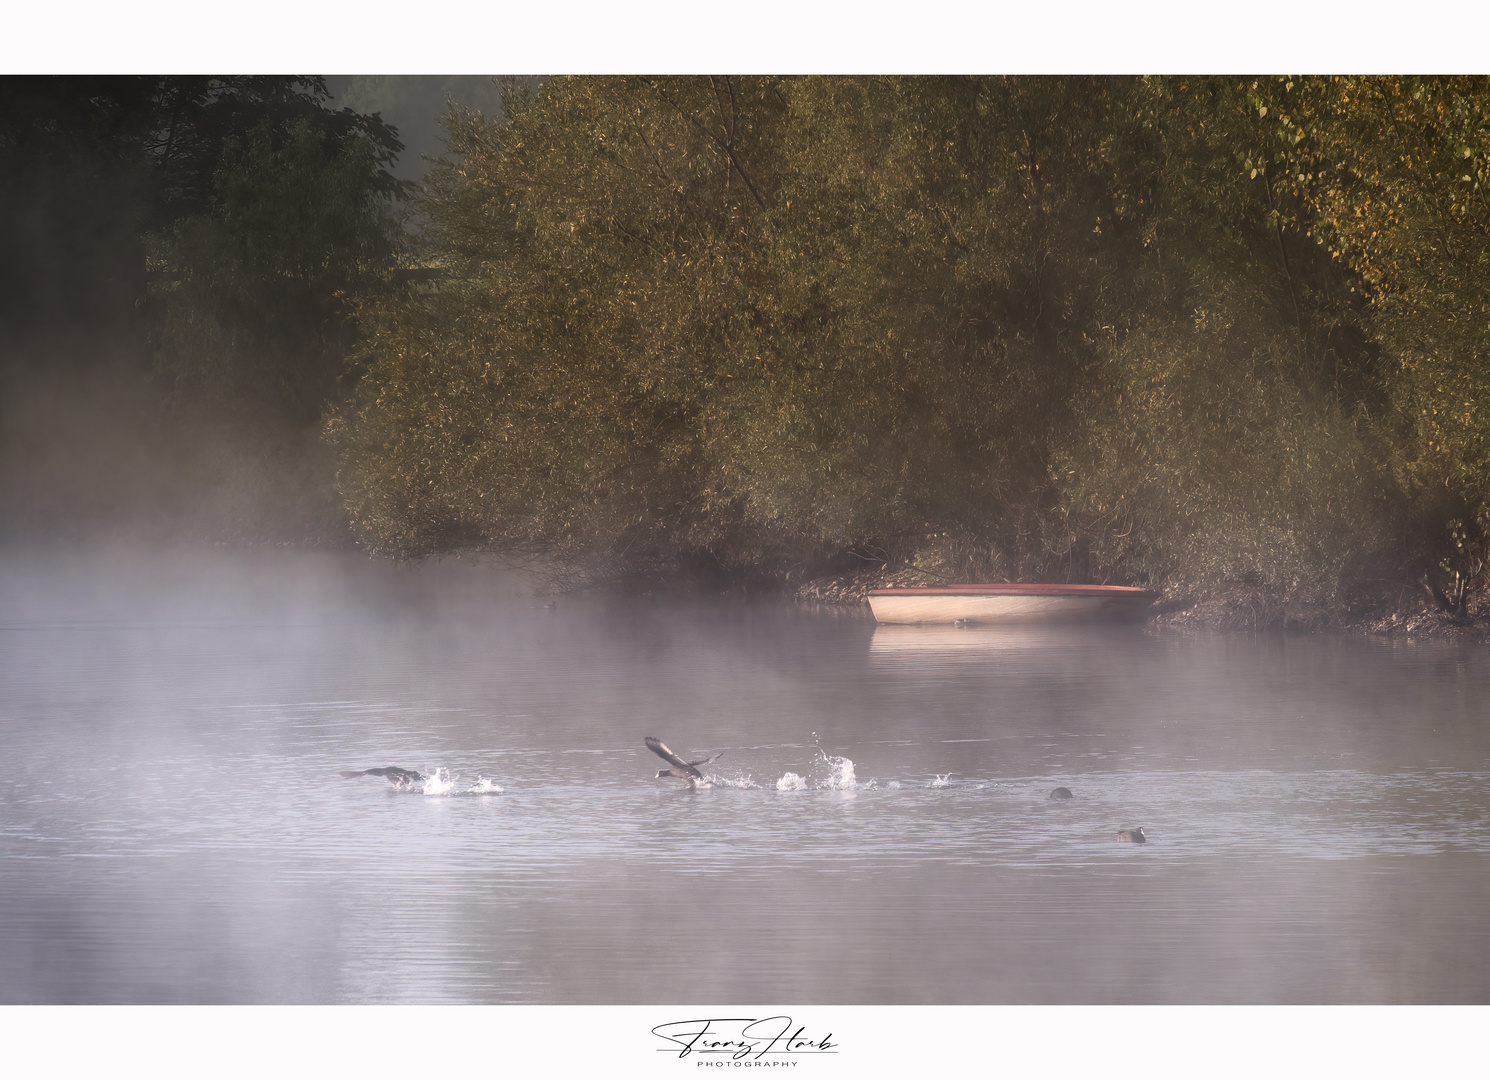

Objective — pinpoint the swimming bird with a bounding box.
[645,737,723,787]
[342,766,426,787]
[1116,827,1147,843]
[1048,787,1074,800]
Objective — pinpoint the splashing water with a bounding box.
[713,775,758,789]
[930,774,952,788]
[776,772,807,791]
[422,768,456,796]
[471,776,504,794]
[815,750,861,790]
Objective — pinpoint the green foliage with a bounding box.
[1218,75,1490,599]
[1053,78,1403,620]
[338,77,1146,576]
[152,114,408,421]
[1,77,406,340]
[1278,78,1490,502]
[336,76,1486,617]
[0,77,410,547]
[1061,317,1397,621]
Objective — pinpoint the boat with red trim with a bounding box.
[867,583,1158,625]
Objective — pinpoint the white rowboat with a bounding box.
[867,584,1158,625]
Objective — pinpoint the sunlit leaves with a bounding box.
[335,75,1490,615]
[339,77,1145,582]
[1286,77,1490,515]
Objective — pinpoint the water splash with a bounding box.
[471,776,504,794]
[776,772,807,791]
[815,749,861,790]
[714,775,758,789]
[930,774,952,788]
[422,768,456,795]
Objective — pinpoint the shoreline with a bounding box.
[794,566,1490,643]
[8,536,1487,643]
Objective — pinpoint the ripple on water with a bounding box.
[7,551,1490,1003]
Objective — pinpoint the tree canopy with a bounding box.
[11,75,1489,620]
[1,77,406,339]
[335,75,1485,620]
[1,76,411,544]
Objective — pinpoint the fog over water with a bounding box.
[2,546,1489,1004]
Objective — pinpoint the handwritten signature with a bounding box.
[652,1016,837,1061]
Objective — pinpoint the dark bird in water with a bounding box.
[645,737,723,786]
[342,766,426,786]
[1048,787,1074,800]
[1117,827,1147,843]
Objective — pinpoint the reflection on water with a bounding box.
[870,623,1083,654]
[2,547,1489,1003]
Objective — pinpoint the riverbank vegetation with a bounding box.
[8,76,1490,629]
[332,76,1490,627]
[1,77,408,544]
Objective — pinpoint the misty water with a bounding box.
[3,548,1489,1004]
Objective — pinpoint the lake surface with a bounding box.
[2,547,1489,1004]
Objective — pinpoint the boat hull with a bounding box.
[867,585,1157,625]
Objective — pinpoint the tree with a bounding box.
[336,77,1156,579]
[336,75,1481,620]
[0,76,411,545]
[152,112,409,422]
[1,77,406,347]
[1054,77,1402,622]
[1291,79,1490,514]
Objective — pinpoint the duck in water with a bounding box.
[645,737,723,788]
[342,766,426,787]
[1116,827,1147,843]
[1048,787,1074,800]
